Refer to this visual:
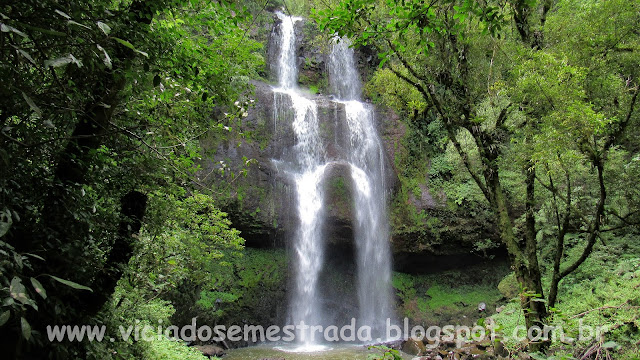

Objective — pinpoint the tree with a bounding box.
[0,0,261,357]
[315,0,639,351]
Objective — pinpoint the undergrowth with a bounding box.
[491,233,640,359]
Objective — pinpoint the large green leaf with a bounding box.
[113,37,135,50]
[48,275,93,292]
[17,49,36,65]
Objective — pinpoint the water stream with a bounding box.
[273,12,328,347]
[270,13,394,349]
[328,38,394,338]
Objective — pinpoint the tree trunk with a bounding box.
[80,190,148,316]
[485,160,548,351]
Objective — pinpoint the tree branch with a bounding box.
[447,127,491,201]
[558,157,606,280]
[605,88,638,150]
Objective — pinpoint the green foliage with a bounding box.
[497,273,519,300]
[316,0,640,348]
[366,69,426,113]
[425,284,499,310]
[0,0,263,356]
[492,235,640,357]
[80,189,246,359]
[194,248,288,326]
[129,190,244,295]
[367,345,403,360]
[392,265,506,326]
[144,337,209,360]
[86,290,207,360]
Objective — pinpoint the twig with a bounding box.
[570,301,638,319]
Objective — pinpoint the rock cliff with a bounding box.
[198,13,503,274]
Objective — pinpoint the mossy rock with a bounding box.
[497,273,518,299]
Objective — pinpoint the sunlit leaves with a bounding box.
[365,68,425,113]
[314,0,507,63]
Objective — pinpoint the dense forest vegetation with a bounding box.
[1,0,639,359]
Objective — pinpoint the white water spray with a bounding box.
[271,16,394,347]
[273,12,327,347]
[329,39,394,336]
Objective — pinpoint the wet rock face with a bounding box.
[199,80,397,251]
[266,14,306,84]
[201,13,502,274]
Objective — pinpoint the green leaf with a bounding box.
[602,341,621,350]
[48,275,93,292]
[44,54,82,68]
[30,278,47,299]
[13,252,23,268]
[0,23,28,38]
[21,92,41,118]
[113,37,148,57]
[0,209,12,237]
[67,20,90,30]
[24,25,65,37]
[20,317,31,340]
[54,9,71,19]
[96,21,111,35]
[17,49,36,65]
[96,44,112,69]
[10,277,29,304]
[113,37,135,50]
[24,253,44,261]
[529,352,547,360]
[44,56,72,68]
[0,311,9,326]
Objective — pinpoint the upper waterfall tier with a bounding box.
[275,12,303,89]
[327,38,362,101]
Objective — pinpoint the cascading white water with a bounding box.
[272,12,327,347]
[327,39,362,100]
[271,14,394,347]
[276,12,302,89]
[328,39,394,337]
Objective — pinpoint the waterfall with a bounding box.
[276,12,302,89]
[271,14,393,347]
[272,12,327,347]
[328,39,394,337]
